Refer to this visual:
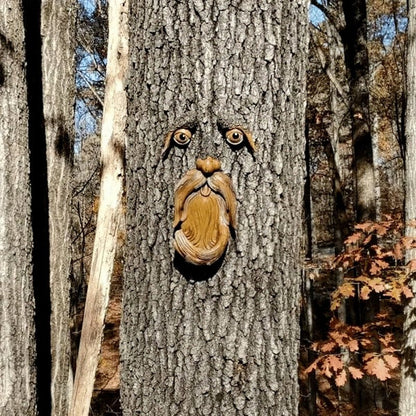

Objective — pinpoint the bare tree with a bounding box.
[341,0,376,222]
[75,0,108,147]
[70,0,127,415]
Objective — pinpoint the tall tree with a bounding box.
[75,0,108,145]
[122,0,309,414]
[399,0,416,413]
[342,0,376,222]
[41,1,77,414]
[70,0,127,415]
[342,1,381,409]
[0,1,37,414]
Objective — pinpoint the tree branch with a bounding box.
[310,30,348,104]
[310,0,343,33]
[78,70,104,108]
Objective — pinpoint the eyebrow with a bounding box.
[162,116,198,158]
[216,117,251,132]
[216,118,235,132]
[168,113,198,132]
[216,119,257,153]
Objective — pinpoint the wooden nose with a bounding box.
[196,157,221,175]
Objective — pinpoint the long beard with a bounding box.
[173,169,236,266]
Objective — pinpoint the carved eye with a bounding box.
[225,128,244,146]
[173,128,192,146]
[161,127,194,157]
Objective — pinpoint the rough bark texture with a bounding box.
[122,1,309,414]
[341,0,376,222]
[0,2,37,414]
[399,0,416,413]
[70,1,128,415]
[41,1,76,414]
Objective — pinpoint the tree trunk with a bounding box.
[341,0,383,410]
[341,0,376,222]
[41,1,76,414]
[326,17,352,248]
[70,1,127,415]
[0,1,37,414]
[122,1,309,414]
[399,0,416,413]
[302,129,317,416]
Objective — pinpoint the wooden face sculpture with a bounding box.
[163,125,256,266]
[173,157,236,265]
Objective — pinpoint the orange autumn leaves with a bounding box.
[331,217,414,310]
[306,318,400,385]
[305,216,415,386]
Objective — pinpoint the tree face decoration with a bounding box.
[163,125,256,266]
[173,156,236,266]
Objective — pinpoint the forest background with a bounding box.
[2,0,416,415]
[73,0,413,414]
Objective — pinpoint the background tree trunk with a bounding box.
[0,1,37,414]
[341,0,376,222]
[341,0,382,409]
[122,1,309,414]
[399,0,416,413]
[41,1,76,414]
[70,1,127,415]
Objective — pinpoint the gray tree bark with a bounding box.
[0,1,37,414]
[41,1,76,414]
[122,1,309,415]
[399,0,416,413]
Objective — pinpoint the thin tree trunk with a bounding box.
[70,1,127,415]
[341,1,381,410]
[122,1,309,414]
[0,1,37,414]
[326,18,351,247]
[342,0,376,222]
[303,130,317,416]
[41,1,76,414]
[399,0,416,413]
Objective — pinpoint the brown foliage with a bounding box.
[305,216,413,412]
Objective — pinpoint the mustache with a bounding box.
[173,169,237,231]
[173,167,237,266]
